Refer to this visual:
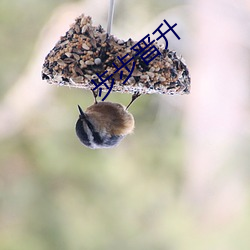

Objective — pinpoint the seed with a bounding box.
[57,59,67,66]
[72,53,80,60]
[72,48,85,55]
[85,69,93,74]
[87,51,93,55]
[74,66,83,75]
[85,60,94,65]
[94,58,101,65]
[82,43,90,50]
[84,74,92,80]
[65,52,72,58]
[68,29,74,36]
[128,77,135,84]
[63,58,75,64]
[81,26,88,34]
[100,33,107,43]
[132,70,142,76]
[75,24,80,34]
[118,39,124,45]
[147,72,154,78]
[59,40,69,47]
[80,18,87,26]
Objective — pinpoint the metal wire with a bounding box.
[107,0,115,34]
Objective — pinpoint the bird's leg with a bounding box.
[126,91,141,110]
[91,89,98,104]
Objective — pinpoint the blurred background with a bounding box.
[1,0,250,249]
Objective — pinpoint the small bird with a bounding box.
[75,91,140,149]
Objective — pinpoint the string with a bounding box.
[107,0,115,34]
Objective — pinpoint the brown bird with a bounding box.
[75,91,140,149]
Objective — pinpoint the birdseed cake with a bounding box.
[42,14,190,95]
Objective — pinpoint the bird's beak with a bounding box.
[77,105,86,119]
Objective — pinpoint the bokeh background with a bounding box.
[1,0,250,249]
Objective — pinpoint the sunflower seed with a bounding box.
[82,43,90,50]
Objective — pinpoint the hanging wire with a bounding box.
[107,0,115,35]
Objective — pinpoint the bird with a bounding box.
[75,91,140,149]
